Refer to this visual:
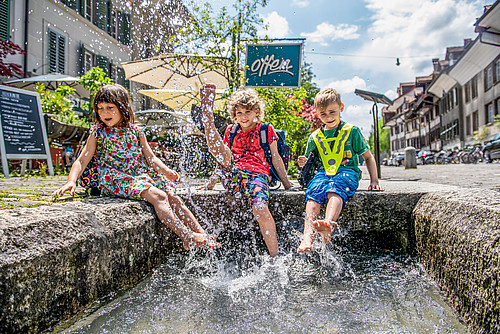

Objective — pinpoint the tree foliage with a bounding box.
[257,87,312,158]
[368,119,390,154]
[35,84,89,127]
[0,40,25,78]
[172,0,268,90]
[79,67,113,116]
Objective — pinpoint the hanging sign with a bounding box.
[0,85,54,176]
[245,43,302,88]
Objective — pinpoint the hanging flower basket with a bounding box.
[44,114,89,143]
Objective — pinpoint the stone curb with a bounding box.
[413,189,500,334]
[0,184,498,333]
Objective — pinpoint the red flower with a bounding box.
[127,142,132,149]
[105,175,111,182]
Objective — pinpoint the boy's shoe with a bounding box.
[191,104,205,132]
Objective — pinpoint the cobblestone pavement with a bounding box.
[0,162,499,210]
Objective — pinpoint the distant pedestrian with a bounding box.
[54,84,219,250]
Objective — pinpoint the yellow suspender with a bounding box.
[312,123,353,176]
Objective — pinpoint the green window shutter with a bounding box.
[0,0,10,41]
[65,0,78,11]
[47,29,66,73]
[106,1,112,34]
[96,55,110,77]
[117,66,129,89]
[96,0,107,31]
[122,13,130,45]
[78,43,85,76]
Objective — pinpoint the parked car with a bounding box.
[388,152,405,166]
[483,133,500,163]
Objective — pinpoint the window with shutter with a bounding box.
[96,55,110,76]
[47,29,66,74]
[0,0,10,41]
[96,0,107,30]
[122,13,131,45]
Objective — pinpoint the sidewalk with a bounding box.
[0,163,499,210]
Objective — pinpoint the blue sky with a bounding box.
[195,0,493,137]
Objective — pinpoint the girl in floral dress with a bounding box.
[54,84,219,250]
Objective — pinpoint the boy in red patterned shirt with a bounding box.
[199,84,293,257]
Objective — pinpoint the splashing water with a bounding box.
[58,231,468,334]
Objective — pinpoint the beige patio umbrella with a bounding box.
[138,88,227,112]
[121,54,230,91]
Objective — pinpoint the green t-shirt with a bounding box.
[304,123,369,174]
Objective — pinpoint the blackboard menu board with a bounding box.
[0,86,47,156]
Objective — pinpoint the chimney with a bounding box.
[464,38,471,47]
[432,58,440,73]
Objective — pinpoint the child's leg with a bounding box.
[140,186,217,250]
[313,193,343,244]
[297,199,321,253]
[252,203,279,257]
[199,84,232,169]
[165,191,205,234]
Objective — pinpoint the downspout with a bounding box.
[23,0,29,77]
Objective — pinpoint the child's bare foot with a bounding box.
[183,232,221,250]
[297,232,314,253]
[312,220,337,244]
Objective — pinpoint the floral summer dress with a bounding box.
[91,123,174,200]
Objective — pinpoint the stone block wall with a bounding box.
[413,189,500,334]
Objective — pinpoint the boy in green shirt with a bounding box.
[297,88,383,253]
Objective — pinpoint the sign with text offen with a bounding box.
[245,43,302,88]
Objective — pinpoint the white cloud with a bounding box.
[354,0,482,76]
[327,76,367,94]
[384,89,398,100]
[258,11,290,38]
[301,22,360,46]
[292,0,310,7]
[342,102,376,138]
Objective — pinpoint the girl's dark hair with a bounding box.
[93,84,135,127]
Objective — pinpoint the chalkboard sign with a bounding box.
[0,85,53,176]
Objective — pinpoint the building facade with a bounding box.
[384,2,500,154]
[0,0,191,110]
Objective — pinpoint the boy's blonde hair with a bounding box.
[228,88,265,122]
[314,88,342,110]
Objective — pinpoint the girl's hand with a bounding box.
[166,169,181,182]
[297,155,308,168]
[53,181,77,197]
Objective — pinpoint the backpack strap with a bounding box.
[259,122,273,167]
[228,123,240,148]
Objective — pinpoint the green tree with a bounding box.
[172,0,268,90]
[257,87,311,158]
[79,67,113,116]
[35,84,89,127]
[368,119,390,155]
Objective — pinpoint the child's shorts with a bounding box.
[305,168,359,207]
[215,166,270,206]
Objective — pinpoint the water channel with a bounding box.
[59,226,468,334]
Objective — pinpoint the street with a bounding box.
[361,162,500,191]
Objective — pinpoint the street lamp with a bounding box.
[354,89,393,178]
